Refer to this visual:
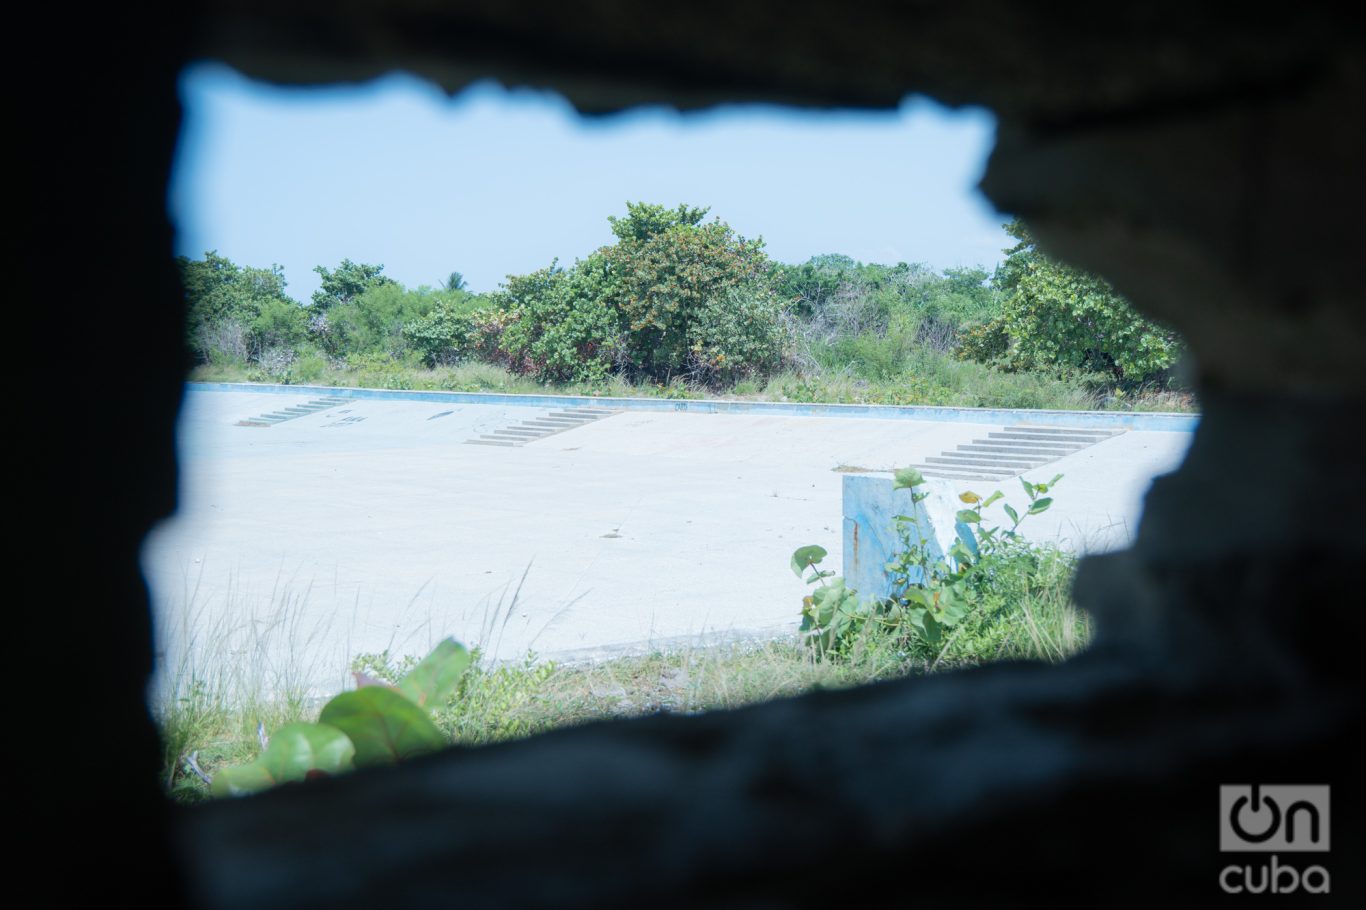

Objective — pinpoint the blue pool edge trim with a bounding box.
[187,381,1200,432]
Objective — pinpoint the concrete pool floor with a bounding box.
[142,388,1193,691]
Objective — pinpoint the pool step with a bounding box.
[236,398,349,427]
[465,407,618,447]
[914,425,1125,481]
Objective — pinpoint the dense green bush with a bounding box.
[983,220,1181,382]
[684,285,791,385]
[471,203,792,386]
[793,470,1070,663]
[775,256,996,341]
[955,316,1011,365]
[494,256,622,383]
[311,259,394,311]
[311,280,464,359]
[404,292,488,366]
[179,208,1190,408]
[179,251,308,363]
[603,203,789,383]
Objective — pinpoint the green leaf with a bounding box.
[903,589,932,609]
[940,597,970,626]
[1028,497,1054,515]
[319,687,448,768]
[397,638,472,710]
[913,610,942,644]
[982,491,1004,508]
[893,468,926,490]
[955,509,980,524]
[811,582,847,625]
[211,722,355,797]
[1020,477,1035,497]
[790,545,827,578]
[1004,503,1020,524]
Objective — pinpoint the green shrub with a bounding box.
[405,295,484,366]
[812,323,917,382]
[180,251,309,363]
[986,220,1182,382]
[250,297,309,353]
[316,283,440,357]
[792,469,1068,662]
[955,316,1010,365]
[495,256,622,383]
[210,640,471,797]
[603,205,787,383]
[685,286,792,385]
[310,259,394,311]
[291,349,330,383]
[343,351,413,389]
[487,204,791,387]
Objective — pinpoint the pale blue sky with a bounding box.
[171,63,1012,298]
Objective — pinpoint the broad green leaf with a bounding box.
[955,509,980,524]
[1028,497,1054,515]
[811,581,845,625]
[790,545,827,578]
[940,599,970,625]
[903,589,931,609]
[1020,477,1035,497]
[1003,503,1020,524]
[893,468,926,490]
[212,722,355,797]
[319,687,447,768]
[913,610,942,644]
[397,638,472,710]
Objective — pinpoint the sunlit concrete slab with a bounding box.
[143,388,1193,694]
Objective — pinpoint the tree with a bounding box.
[494,256,623,382]
[603,207,786,382]
[444,271,467,292]
[311,259,394,310]
[178,251,305,362]
[987,220,1181,382]
[490,203,791,386]
[606,202,709,244]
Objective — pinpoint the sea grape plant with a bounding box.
[792,469,1063,655]
[210,638,472,797]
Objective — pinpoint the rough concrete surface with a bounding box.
[143,388,1190,690]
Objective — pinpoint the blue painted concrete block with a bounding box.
[843,474,942,601]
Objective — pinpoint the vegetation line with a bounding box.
[183,203,1195,414]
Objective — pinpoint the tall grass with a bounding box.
[189,338,1195,413]
[158,550,1089,802]
[151,570,348,799]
